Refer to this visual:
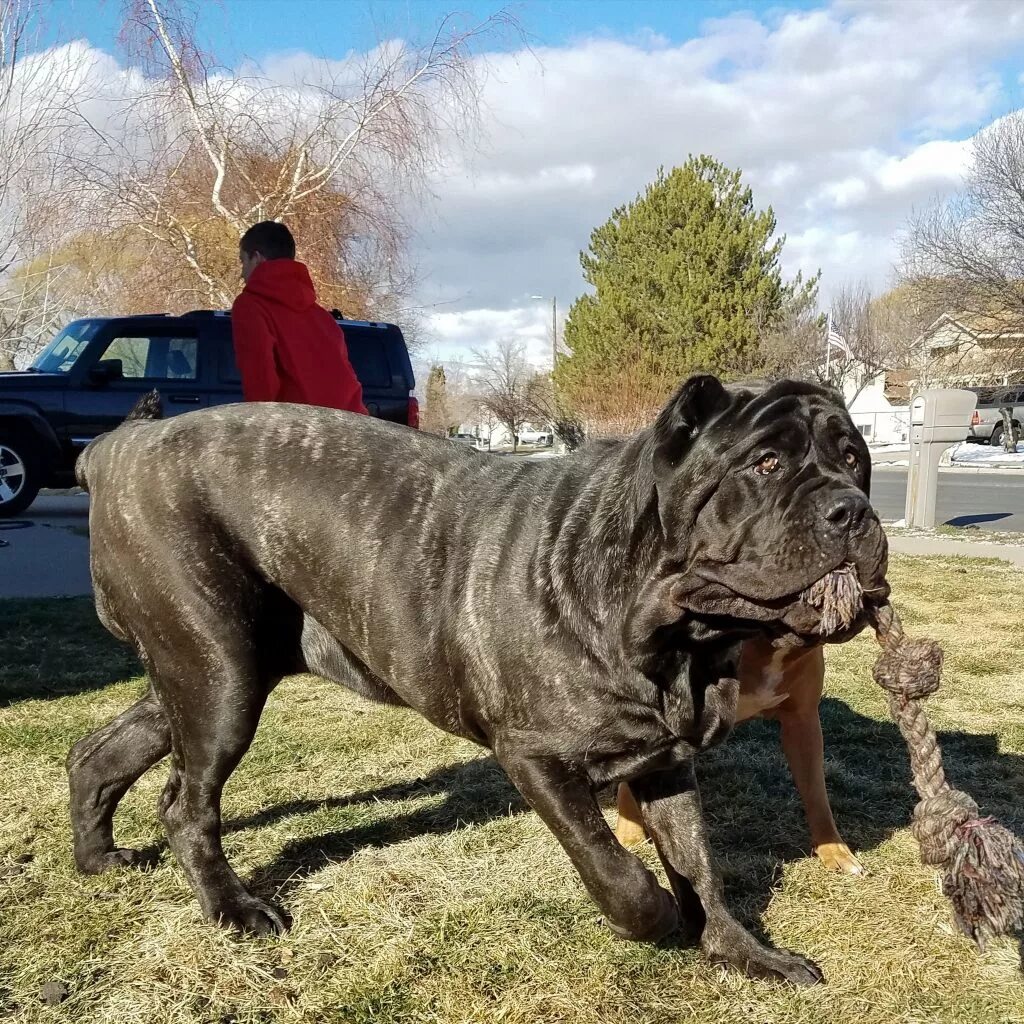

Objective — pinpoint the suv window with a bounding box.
[218,324,392,388]
[100,334,198,380]
[342,327,391,388]
[31,320,99,373]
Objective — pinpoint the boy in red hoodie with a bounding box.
[232,221,367,414]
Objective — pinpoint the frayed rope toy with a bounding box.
[806,566,1024,950]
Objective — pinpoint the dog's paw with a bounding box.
[707,942,824,986]
[213,896,291,936]
[814,841,864,875]
[75,847,147,874]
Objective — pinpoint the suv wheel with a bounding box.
[0,436,41,517]
[989,424,1021,449]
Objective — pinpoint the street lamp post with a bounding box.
[530,294,558,373]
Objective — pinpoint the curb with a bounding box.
[872,463,1024,474]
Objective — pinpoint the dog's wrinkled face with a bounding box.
[652,375,889,641]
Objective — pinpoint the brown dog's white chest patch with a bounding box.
[736,648,790,721]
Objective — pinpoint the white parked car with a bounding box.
[517,429,552,446]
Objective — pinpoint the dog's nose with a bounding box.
[824,491,870,529]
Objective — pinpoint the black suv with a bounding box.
[0,310,418,515]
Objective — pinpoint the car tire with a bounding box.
[0,434,42,517]
[989,424,1021,449]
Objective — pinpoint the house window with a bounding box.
[858,424,873,437]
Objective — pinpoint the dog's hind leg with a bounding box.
[67,688,171,873]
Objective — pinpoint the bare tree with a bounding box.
[471,339,537,452]
[758,280,931,402]
[904,110,1024,386]
[0,2,85,367]
[56,0,516,318]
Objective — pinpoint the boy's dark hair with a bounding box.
[240,221,295,260]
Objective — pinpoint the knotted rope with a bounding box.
[868,601,1024,950]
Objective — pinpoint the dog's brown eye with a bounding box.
[754,454,779,475]
[845,451,858,468]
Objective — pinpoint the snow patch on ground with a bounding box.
[947,441,1024,467]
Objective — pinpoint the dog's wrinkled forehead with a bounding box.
[651,374,871,527]
[725,377,847,420]
[718,379,863,453]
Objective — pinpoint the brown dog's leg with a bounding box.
[776,649,863,875]
[614,782,648,847]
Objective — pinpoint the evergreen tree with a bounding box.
[555,155,813,419]
[422,365,451,436]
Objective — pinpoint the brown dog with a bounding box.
[616,637,862,874]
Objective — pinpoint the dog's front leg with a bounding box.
[495,747,678,942]
[631,765,824,986]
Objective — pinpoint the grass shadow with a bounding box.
[162,696,1023,935]
[0,597,141,705]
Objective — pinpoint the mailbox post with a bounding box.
[905,388,977,528]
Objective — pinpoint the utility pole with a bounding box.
[552,296,558,372]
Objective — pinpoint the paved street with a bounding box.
[0,494,92,598]
[1,470,1023,600]
[871,468,1024,531]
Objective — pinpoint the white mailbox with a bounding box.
[905,388,977,528]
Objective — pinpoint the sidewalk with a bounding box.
[887,534,1024,566]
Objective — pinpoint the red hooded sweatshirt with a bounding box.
[231,259,367,413]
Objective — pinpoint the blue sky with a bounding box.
[39,1,1024,361]
[53,1,824,64]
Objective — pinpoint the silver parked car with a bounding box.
[965,386,1023,446]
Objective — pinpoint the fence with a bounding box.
[852,409,911,445]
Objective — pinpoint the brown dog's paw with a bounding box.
[213,895,291,936]
[614,819,648,848]
[814,842,864,875]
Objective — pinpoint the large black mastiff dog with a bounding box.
[69,375,888,985]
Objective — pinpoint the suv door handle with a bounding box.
[168,394,201,404]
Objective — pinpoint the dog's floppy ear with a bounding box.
[652,374,731,482]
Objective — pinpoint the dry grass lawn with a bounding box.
[1,553,1023,1023]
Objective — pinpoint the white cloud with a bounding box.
[30,2,1024,364]
[408,0,1024,355]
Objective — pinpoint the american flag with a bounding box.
[826,313,852,358]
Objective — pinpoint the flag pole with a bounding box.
[825,310,832,382]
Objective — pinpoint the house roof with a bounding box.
[920,311,1024,351]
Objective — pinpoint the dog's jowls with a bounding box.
[69,374,887,986]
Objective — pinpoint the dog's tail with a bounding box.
[125,390,163,422]
[75,390,163,490]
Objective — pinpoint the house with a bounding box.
[917,312,1024,386]
[841,364,910,444]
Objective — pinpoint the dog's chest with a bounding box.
[735,649,790,722]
